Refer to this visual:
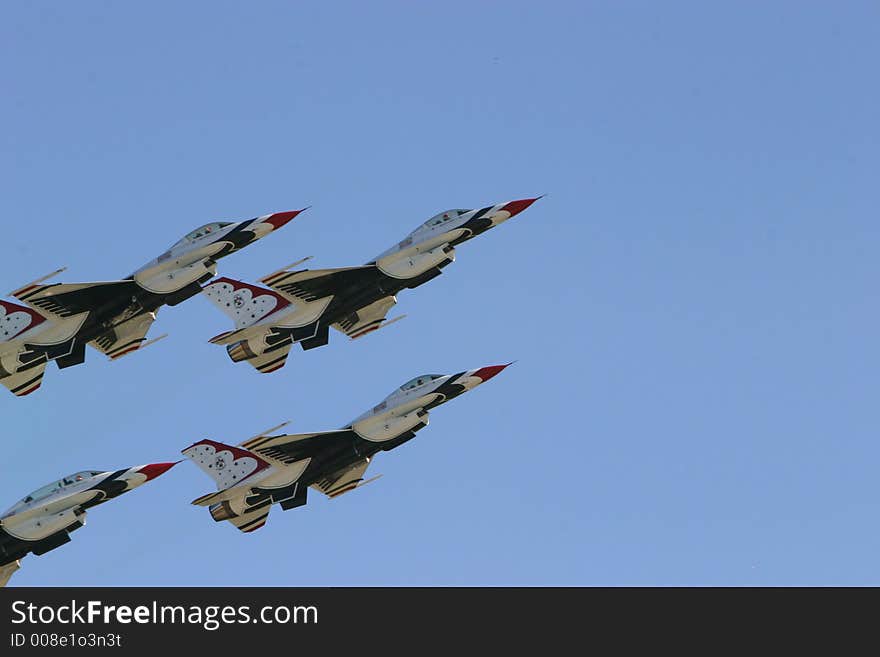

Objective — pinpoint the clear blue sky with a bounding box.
[1,2,877,586]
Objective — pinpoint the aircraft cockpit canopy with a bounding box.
[399,374,445,392]
[167,222,234,251]
[413,209,469,233]
[182,222,233,243]
[10,470,103,511]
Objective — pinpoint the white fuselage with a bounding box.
[0,467,158,542]
[133,222,253,280]
[132,213,292,295]
[347,369,487,432]
[131,229,235,295]
[371,201,518,266]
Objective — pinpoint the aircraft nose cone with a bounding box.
[137,461,179,481]
[263,208,307,231]
[499,197,540,217]
[472,363,512,383]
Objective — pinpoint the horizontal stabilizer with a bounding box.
[238,343,293,374]
[228,504,272,533]
[191,489,228,507]
[208,324,265,346]
[0,560,21,587]
[1,361,47,397]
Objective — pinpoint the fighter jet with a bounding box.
[202,198,539,373]
[182,364,510,533]
[0,461,177,586]
[1,210,302,396]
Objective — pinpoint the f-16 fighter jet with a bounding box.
[1,210,302,396]
[202,198,538,373]
[0,461,177,586]
[182,364,510,533]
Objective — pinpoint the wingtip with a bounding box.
[10,266,69,297]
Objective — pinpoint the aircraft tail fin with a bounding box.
[201,277,291,330]
[0,300,48,341]
[181,438,271,500]
[2,361,48,397]
[0,298,42,317]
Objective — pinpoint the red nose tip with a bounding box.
[472,363,512,382]
[499,197,540,217]
[263,208,307,230]
[137,462,178,481]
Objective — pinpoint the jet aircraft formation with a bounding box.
[0,197,541,586]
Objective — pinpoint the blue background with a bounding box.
[1,2,877,585]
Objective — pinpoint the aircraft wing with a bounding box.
[1,362,48,397]
[311,458,376,498]
[88,312,163,360]
[0,560,20,587]
[332,296,398,340]
[12,280,140,320]
[260,266,406,339]
[244,430,384,499]
[260,266,379,303]
[241,429,361,461]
